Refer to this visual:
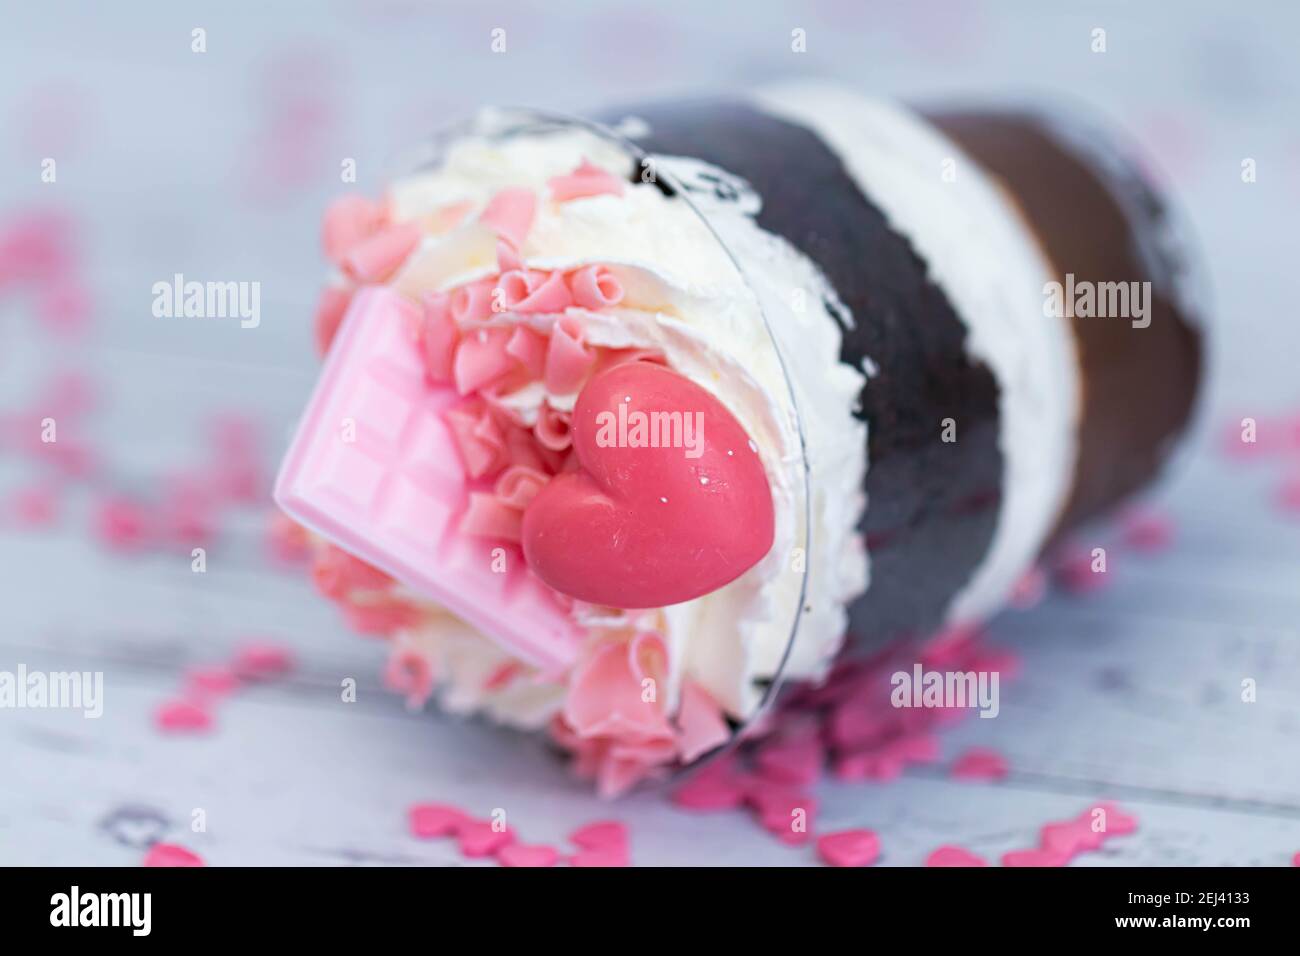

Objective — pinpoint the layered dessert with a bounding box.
[275,82,1203,795]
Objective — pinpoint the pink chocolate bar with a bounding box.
[274,285,583,672]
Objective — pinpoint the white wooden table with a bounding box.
[2,0,1298,866]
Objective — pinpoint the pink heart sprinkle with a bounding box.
[1277,474,1300,513]
[408,803,468,839]
[9,485,59,527]
[457,820,516,858]
[94,496,151,551]
[925,845,987,867]
[1084,802,1138,837]
[750,790,818,843]
[1292,851,1299,867]
[1051,547,1110,596]
[1219,418,1271,459]
[1040,820,1103,858]
[184,666,240,698]
[38,281,92,334]
[890,731,941,764]
[209,412,260,458]
[154,699,214,733]
[775,827,814,847]
[1008,566,1047,608]
[568,820,628,853]
[949,747,1009,782]
[833,750,904,782]
[266,511,312,564]
[1119,508,1174,553]
[497,843,560,868]
[748,787,813,818]
[671,763,749,812]
[569,847,631,867]
[817,829,880,867]
[827,702,890,750]
[755,738,825,786]
[212,459,263,505]
[1000,848,1069,867]
[231,641,295,681]
[143,843,205,867]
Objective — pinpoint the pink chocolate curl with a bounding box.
[495,270,536,310]
[504,325,547,378]
[311,543,393,599]
[445,399,508,479]
[674,681,731,763]
[563,636,675,744]
[548,158,626,202]
[448,278,496,323]
[511,270,573,314]
[479,187,537,248]
[628,630,668,685]
[453,327,516,396]
[503,422,549,472]
[419,292,459,383]
[543,316,596,395]
[569,265,625,309]
[533,405,573,452]
[494,465,549,509]
[322,194,386,263]
[341,221,421,283]
[459,491,524,542]
[496,239,524,275]
[385,648,436,709]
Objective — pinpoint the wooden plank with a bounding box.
[4,652,1298,866]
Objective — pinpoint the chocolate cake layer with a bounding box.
[607,99,1004,643]
[928,110,1204,533]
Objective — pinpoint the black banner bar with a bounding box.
[0,865,1284,940]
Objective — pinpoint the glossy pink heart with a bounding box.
[521,362,774,608]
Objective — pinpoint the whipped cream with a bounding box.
[380,120,868,724]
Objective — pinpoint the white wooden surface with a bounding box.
[2,0,1299,866]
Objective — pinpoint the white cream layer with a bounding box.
[756,82,1082,626]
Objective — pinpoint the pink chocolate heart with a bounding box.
[522,362,774,609]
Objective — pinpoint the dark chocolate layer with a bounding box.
[928,110,1204,533]
[604,100,1004,644]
